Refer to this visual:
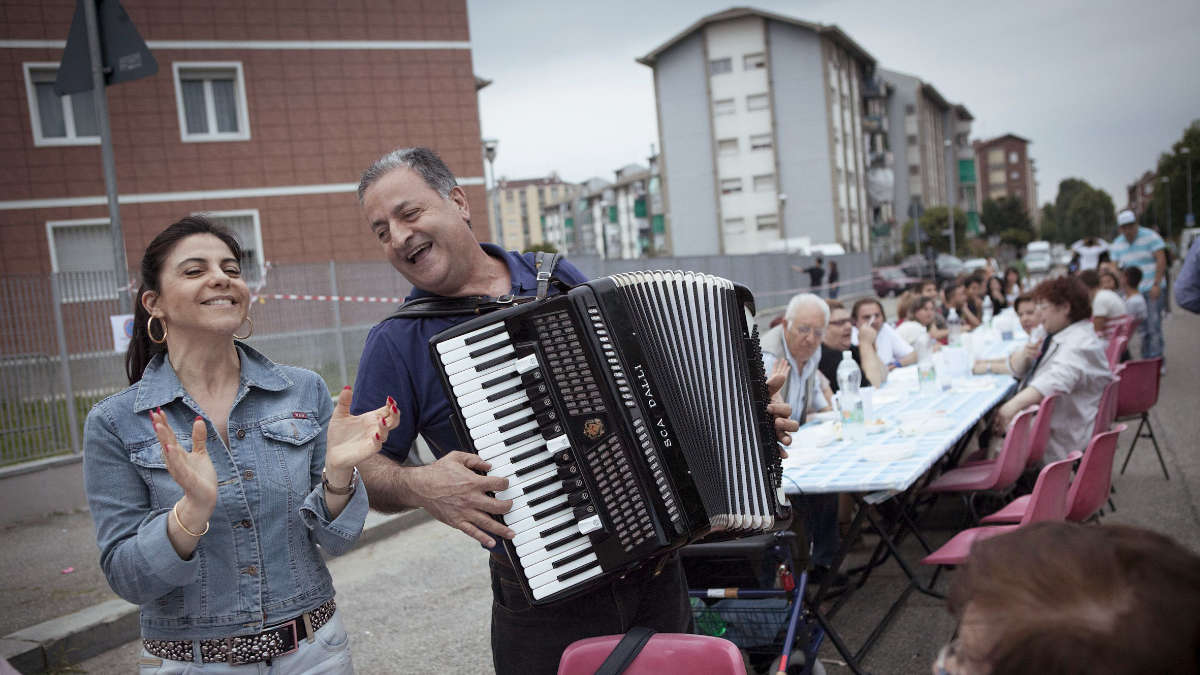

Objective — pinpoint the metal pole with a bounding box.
[945,139,956,257]
[82,0,130,314]
[50,275,81,454]
[1186,149,1194,228]
[328,260,349,387]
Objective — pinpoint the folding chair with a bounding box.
[558,633,746,675]
[1114,358,1167,479]
[923,408,1036,523]
[921,453,1078,567]
[1105,334,1128,371]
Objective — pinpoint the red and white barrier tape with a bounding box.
[255,293,404,304]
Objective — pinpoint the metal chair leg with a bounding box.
[1119,415,1148,474]
[1145,413,1169,480]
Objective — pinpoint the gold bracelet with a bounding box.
[172,502,210,537]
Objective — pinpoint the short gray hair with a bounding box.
[784,292,830,326]
[357,147,458,204]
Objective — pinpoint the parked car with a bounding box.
[961,258,989,274]
[1026,241,1052,275]
[873,266,921,297]
[900,254,965,284]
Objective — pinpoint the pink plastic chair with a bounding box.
[960,394,1060,470]
[924,408,1036,522]
[1115,358,1167,479]
[557,633,746,675]
[1105,334,1128,371]
[921,453,1078,567]
[981,425,1126,525]
[1092,376,1121,440]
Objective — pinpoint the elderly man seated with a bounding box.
[760,293,845,586]
[974,277,1112,464]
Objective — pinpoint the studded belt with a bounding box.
[143,598,336,665]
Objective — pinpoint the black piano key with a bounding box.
[513,457,555,478]
[486,383,524,402]
[552,547,594,569]
[557,559,601,582]
[527,488,565,508]
[566,490,590,506]
[468,338,511,359]
[498,411,535,433]
[474,353,513,372]
[510,444,548,464]
[463,325,507,346]
[480,371,518,390]
[522,474,558,494]
[520,370,544,386]
[539,518,577,540]
[493,401,528,420]
[504,427,542,447]
[535,411,558,427]
[531,502,564,521]
[531,396,554,413]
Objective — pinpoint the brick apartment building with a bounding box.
[0,0,489,282]
[972,133,1038,223]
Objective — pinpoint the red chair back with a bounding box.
[1105,334,1127,371]
[1092,376,1120,438]
[988,408,1037,489]
[1026,393,1060,467]
[1114,358,1163,418]
[1066,425,1126,521]
[1018,452,1079,526]
[557,633,746,675]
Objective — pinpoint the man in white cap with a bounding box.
[1108,209,1167,360]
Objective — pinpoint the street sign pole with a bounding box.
[82,0,130,313]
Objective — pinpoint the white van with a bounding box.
[1025,241,1052,275]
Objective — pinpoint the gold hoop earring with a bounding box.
[233,316,254,341]
[147,316,167,344]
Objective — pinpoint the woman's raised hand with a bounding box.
[325,387,400,473]
[150,409,218,509]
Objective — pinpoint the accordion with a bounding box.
[429,271,790,604]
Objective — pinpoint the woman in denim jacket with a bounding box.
[84,216,398,672]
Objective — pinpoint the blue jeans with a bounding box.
[136,612,353,674]
[489,552,690,675]
[1142,290,1164,359]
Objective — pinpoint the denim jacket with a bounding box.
[83,344,368,639]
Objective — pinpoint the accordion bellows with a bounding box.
[430,271,789,604]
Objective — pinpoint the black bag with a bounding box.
[385,252,569,320]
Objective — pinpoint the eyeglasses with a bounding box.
[827,318,851,327]
[788,324,825,339]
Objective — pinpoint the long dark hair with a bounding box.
[125,216,244,384]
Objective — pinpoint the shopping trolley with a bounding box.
[681,531,826,675]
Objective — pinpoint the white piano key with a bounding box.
[475,419,538,453]
[464,395,531,431]
[479,432,548,462]
[504,494,568,526]
[448,360,512,387]
[461,390,525,420]
[520,539,592,578]
[486,438,548,470]
[493,463,558,500]
[531,566,604,600]
[435,322,508,354]
[486,448,553,480]
[443,344,515,376]
[514,354,540,373]
[512,512,575,547]
[514,524,580,558]
[545,435,571,453]
[439,332,510,364]
[468,405,534,440]
[451,365,517,397]
[527,552,599,590]
[517,533,590,568]
[455,375,520,407]
[508,504,570,535]
[506,480,562,512]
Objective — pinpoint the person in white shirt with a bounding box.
[1121,266,1148,358]
[896,295,947,347]
[988,276,1113,464]
[851,297,915,369]
[1079,269,1126,345]
[1071,237,1109,271]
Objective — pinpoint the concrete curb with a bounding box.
[1,509,432,673]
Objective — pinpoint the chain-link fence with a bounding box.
[0,251,870,466]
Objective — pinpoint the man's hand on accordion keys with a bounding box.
[765,359,798,456]
[410,450,515,548]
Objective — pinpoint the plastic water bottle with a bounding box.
[946,308,962,346]
[836,351,866,442]
[917,333,937,394]
[981,294,994,327]
[691,598,728,636]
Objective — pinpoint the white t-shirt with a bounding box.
[852,323,914,365]
[1092,288,1125,344]
[894,321,927,347]
[1124,293,1147,323]
[1072,240,1109,270]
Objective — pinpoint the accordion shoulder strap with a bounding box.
[384,251,568,320]
[593,626,657,675]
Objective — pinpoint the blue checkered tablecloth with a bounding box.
[781,369,1017,496]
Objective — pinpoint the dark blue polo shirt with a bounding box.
[350,244,587,463]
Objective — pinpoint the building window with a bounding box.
[989,169,1006,185]
[743,52,766,70]
[172,62,250,142]
[46,219,117,302]
[907,134,918,146]
[750,133,772,151]
[1010,171,1019,180]
[746,93,769,111]
[723,217,746,234]
[988,149,1004,166]
[720,178,743,194]
[717,138,738,156]
[756,214,778,230]
[197,210,266,284]
[905,104,915,115]
[1008,151,1019,164]
[753,174,775,192]
[23,64,100,146]
[713,98,735,116]
[909,165,921,176]
[709,57,732,75]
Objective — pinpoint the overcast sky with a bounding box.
[468,0,1200,210]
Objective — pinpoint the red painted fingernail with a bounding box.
[343,385,352,390]
[387,396,395,405]
[374,432,380,440]
[195,416,202,422]
[392,405,399,414]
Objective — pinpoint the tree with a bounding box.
[1053,178,1090,232]
[1063,186,1116,242]
[1150,119,1200,244]
[900,206,967,256]
[1038,203,1060,242]
[523,242,559,254]
[982,196,1033,238]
